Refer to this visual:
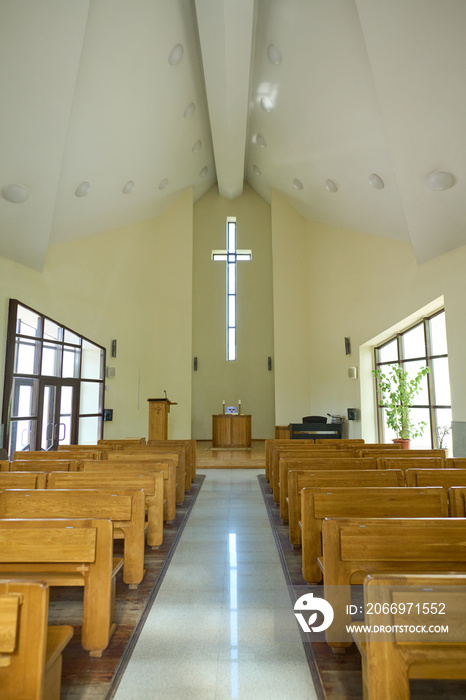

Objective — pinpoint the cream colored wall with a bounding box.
[192,184,275,439]
[0,188,193,441]
[271,190,466,446]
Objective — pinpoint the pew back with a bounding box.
[448,487,466,516]
[106,450,184,503]
[10,460,79,474]
[287,468,404,546]
[376,456,445,473]
[405,468,466,487]
[0,472,47,489]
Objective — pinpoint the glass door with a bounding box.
[38,379,79,450]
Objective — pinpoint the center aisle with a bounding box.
[113,469,318,699]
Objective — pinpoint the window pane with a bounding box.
[228,328,236,361]
[8,419,37,454]
[79,416,101,444]
[228,264,236,294]
[64,329,81,345]
[409,408,431,449]
[62,346,81,378]
[228,222,236,252]
[430,312,448,356]
[431,357,451,405]
[435,409,452,451]
[11,379,38,418]
[15,338,40,375]
[403,360,429,405]
[16,305,41,337]
[43,318,63,342]
[377,338,397,364]
[228,296,236,328]
[80,381,102,414]
[402,324,425,360]
[81,340,104,380]
[41,343,62,377]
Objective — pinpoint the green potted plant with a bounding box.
[373,364,430,448]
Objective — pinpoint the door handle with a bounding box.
[57,422,66,442]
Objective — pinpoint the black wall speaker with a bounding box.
[344,337,351,355]
[111,339,117,358]
[268,356,272,371]
[194,357,198,371]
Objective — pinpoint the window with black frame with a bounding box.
[1,300,105,456]
[374,310,451,451]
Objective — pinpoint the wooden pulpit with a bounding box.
[147,398,177,440]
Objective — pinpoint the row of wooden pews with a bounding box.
[265,438,466,699]
[0,437,196,699]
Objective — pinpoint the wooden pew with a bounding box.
[119,444,192,490]
[448,486,466,516]
[287,468,403,546]
[0,460,9,472]
[264,439,316,482]
[315,439,365,446]
[353,573,466,699]
[0,580,73,700]
[405,469,466,487]
[271,447,347,503]
[48,471,164,548]
[147,439,197,481]
[446,458,466,468]
[11,460,79,474]
[301,486,448,584]
[98,438,146,447]
[13,450,101,461]
[320,517,466,652]
[80,459,177,522]
[0,471,47,489]
[0,518,122,657]
[0,488,145,588]
[106,450,185,504]
[357,448,446,459]
[279,456,377,522]
[377,457,445,474]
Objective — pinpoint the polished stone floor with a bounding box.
[113,469,317,699]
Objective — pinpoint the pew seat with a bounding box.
[0,489,146,588]
[47,471,164,548]
[353,573,466,699]
[0,579,73,700]
[320,517,466,652]
[300,486,448,584]
[287,469,403,546]
[0,518,122,657]
[80,459,176,522]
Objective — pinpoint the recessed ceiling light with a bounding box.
[255,134,267,148]
[292,178,303,191]
[192,140,202,153]
[325,179,338,193]
[168,43,184,66]
[260,97,273,113]
[426,171,455,191]
[158,178,169,190]
[200,166,208,177]
[267,44,282,65]
[1,183,29,203]
[184,102,195,119]
[369,173,384,190]
[122,180,135,194]
[253,165,262,176]
[75,181,91,197]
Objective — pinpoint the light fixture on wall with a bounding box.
[168,43,184,66]
[106,366,116,378]
[325,179,338,193]
[426,171,455,191]
[122,180,135,194]
[348,367,358,379]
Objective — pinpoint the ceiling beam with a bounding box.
[195,0,256,199]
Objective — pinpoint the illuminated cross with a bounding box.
[212,217,252,361]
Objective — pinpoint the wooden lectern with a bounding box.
[148,398,177,440]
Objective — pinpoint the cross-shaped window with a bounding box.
[212,217,252,361]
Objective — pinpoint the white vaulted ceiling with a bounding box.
[2,0,466,270]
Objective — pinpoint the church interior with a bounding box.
[1,1,466,698]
